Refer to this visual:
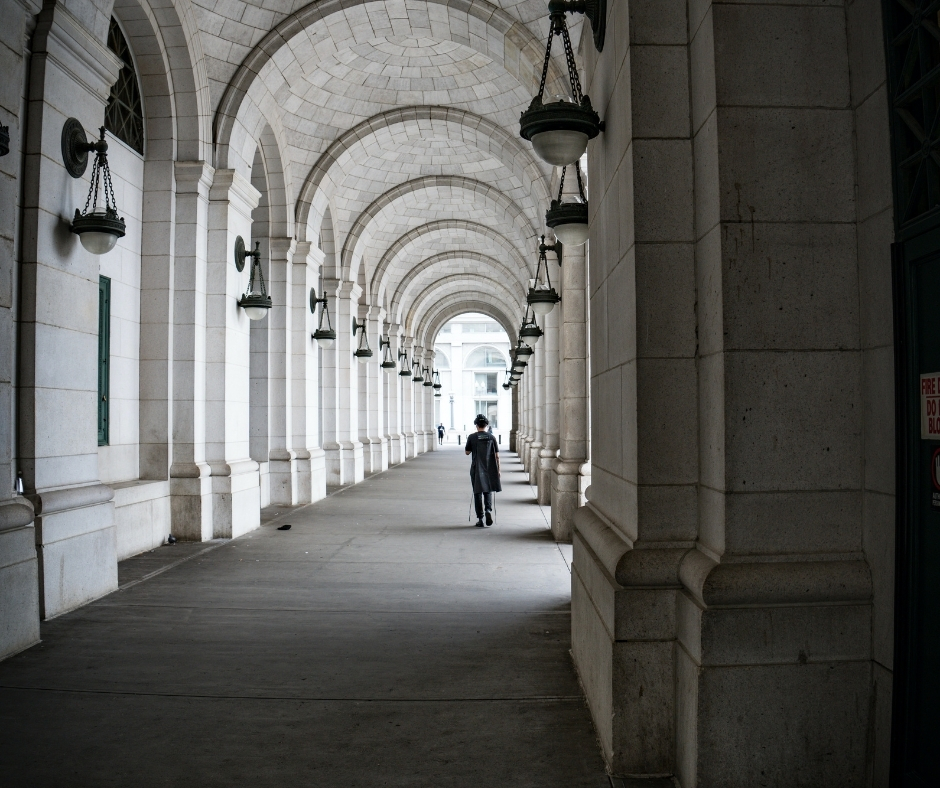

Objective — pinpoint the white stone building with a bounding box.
[0,0,931,783]
[433,313,512,440]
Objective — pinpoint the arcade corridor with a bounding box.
[0,448,610,787]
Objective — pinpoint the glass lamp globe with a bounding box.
[318,337,334,349]
[72,208,125,255]
[79,230,120,255]
[531,130,589,168]
[530,299,555,316]
[243,294,269,321]
[552,220,589,246]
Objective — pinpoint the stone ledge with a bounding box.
[0,497,34,532]
[110,479,170,508]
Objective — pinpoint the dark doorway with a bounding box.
[884,2,940,784]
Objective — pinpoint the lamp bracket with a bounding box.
[539,236,564,264]
[380,337,391,350]
[548,0,606,52]
[352,317,366,336]
[310,287,323,313]
[234,236,261,272]
[62,119,107,178]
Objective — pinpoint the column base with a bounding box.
[309,448,327,502]
[388,434,404,465]
[209,459,261,539]
[537,448,556,506]
[550,458,584,542]
[170,465,213,541]
[269,452,301,506]
[0,499,40,659]
[404,432,416,459]
[29,484,117,620]
[325,441,364,485]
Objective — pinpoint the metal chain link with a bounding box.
[576,163,586,201]
[560,21,583,103]
[557,165,567,201]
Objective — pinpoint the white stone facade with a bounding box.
[0,0,903,784]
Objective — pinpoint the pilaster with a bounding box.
[205,168,261,538]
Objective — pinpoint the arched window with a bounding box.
[464,346,506,368]
[105,18,144,154]
[434,350,450,369]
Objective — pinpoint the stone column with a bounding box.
[168,162,214,540]
[509,385,518,452]
[386,325,404,465]
[323,281,363,485]
[552,242,589,541]
[17,5,121,618]
[205,169,261,538]
[538,305,559,505]
[421,348,435,452]
[572,1,874,783]
[527,340,544,478]
[291,241,325,503]
[1,1,40,654]
[358,307,387,474]
[266,237,302,505]
[401,338,416,459]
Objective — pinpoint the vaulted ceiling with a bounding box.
[191,0,583,341]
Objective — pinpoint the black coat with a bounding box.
[465,431,502,494]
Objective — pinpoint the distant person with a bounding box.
[437,423,445,445]
[465,414,501,527]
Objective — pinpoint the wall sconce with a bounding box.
[62,120,125,254]
[520,307,544,345]
[310,288,336,347]
[502,369,512,391]
[0,125,9,157]
[398,350,412,377]
[380,337,397,369]
[546,163,589,246]
[519,1,605,167]
[528,236,562,316]
[422,367,434,387]
[412,358,424,383]
[352,318,373,363]
[432,370,442,390]
[234,236,271,320]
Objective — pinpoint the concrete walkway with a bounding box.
[0,446,608,787]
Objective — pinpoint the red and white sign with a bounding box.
[921,373,940,439]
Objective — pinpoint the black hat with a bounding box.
[474,413,489,427]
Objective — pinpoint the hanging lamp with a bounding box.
[422,367,434,387]
[502,369,512,391]
[380,337,397,369]
[235,237,272,320]
[519,1,605,167]
[520,307,544,345]
[352,318,373,363]
[412,358,424,383]
[432,370,443,390]
[528,236,562,316]
[398,350,412,377]
[546,163,589,246]
[310,288,337,347]
[63,121,126,254]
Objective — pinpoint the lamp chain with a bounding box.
[81,130,118,216]
[536,13,584,105]
[560,19,584,103]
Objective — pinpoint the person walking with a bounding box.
[437,423,445,445]
[465,413,501,527]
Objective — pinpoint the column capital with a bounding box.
[174,161,215,195]
[209,168,261,217]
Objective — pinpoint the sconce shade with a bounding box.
[313,329,336,348]
[546,200,589,246]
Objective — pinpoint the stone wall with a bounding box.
[573,1,891,784]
